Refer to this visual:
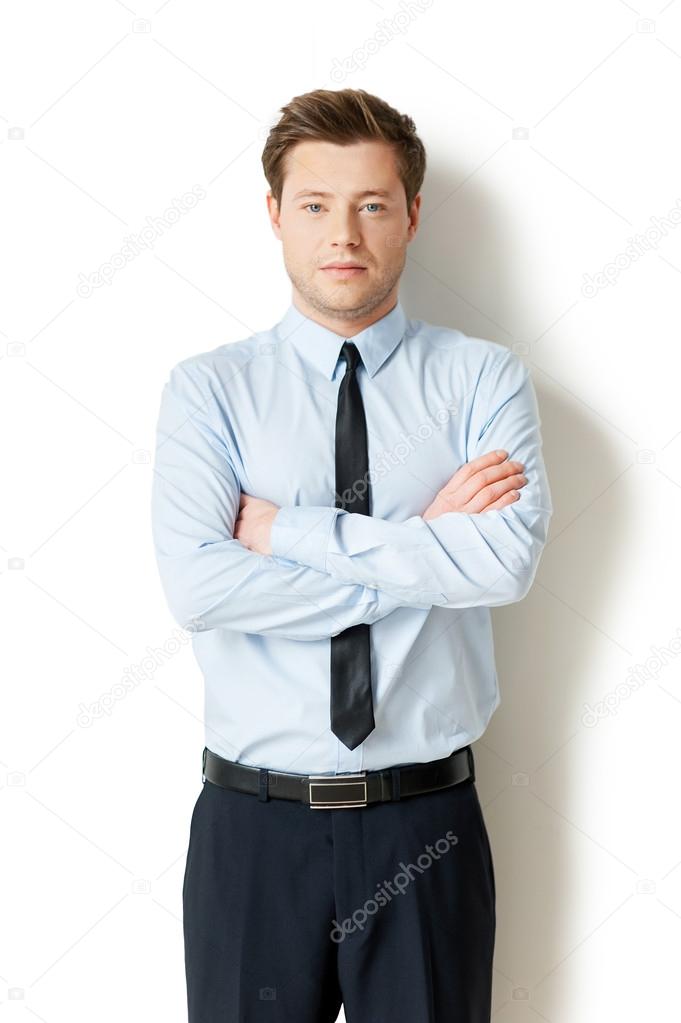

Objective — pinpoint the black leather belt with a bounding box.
[202,745,475,809]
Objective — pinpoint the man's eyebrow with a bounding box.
[292,188,394,200]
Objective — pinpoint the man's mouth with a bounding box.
[320,263,366,279]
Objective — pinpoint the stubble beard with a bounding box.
[285,254,405,325]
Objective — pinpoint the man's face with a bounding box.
[267,139,420,324]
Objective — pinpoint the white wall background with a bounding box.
[2,1,680,1020]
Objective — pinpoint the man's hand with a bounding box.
[422,450,527,521]
[236,450,525,549]
[235,493,280,555]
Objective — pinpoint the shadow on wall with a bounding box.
[401,156,634,1014]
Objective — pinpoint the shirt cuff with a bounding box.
[270,506,341,574]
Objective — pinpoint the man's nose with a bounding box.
[328,209,361,248]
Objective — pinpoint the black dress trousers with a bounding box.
[182,767,496,1022]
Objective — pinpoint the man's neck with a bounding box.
[291,289,399,337]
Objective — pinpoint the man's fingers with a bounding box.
[443,450,522,492]
[451,449,509,487]
[423,449,528,519]
[441,457,525,506]
[463,472,526,512]
[475,489,521,513]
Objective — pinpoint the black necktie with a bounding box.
[330,340,376,750]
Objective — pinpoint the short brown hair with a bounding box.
[261,88,426,211]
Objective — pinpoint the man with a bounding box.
[151,87,552,1023]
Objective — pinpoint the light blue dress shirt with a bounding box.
[151,298,553,776]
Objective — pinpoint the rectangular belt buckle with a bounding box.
[308,771,368,809]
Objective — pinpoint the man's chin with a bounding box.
[305,284,376,318]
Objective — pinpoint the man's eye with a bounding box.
[301,203,386,214]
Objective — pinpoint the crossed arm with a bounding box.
[151,350,552,639]
[151,363,424,641]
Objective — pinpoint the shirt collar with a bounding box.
[276,298,408,380]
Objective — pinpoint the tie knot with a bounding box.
[340,340,361,373]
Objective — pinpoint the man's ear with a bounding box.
[407,193,421,241]
[266,191,282,240]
